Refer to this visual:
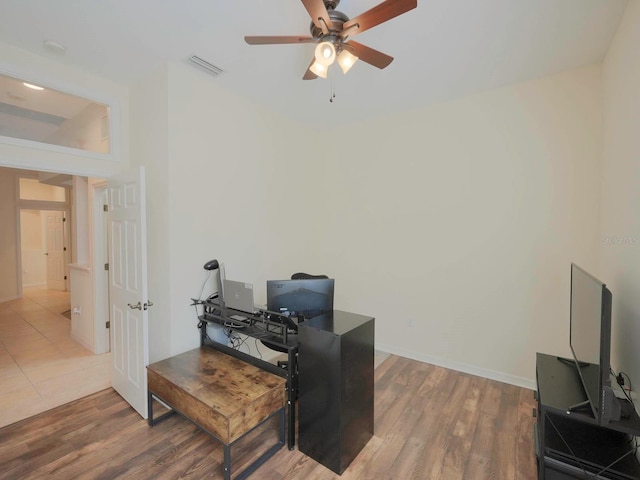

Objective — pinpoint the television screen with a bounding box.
[569,263,614,423]
[266,279,334,319]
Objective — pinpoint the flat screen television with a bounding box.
[568,263,619,424]
[266,278,334,319]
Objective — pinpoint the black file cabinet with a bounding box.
[298,311,375,475]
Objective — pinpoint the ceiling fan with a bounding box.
[244,0,417,80]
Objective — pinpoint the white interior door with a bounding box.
[107,166,149,418]
[44,211,66,291]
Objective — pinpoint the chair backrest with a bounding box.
[291,272,329,280]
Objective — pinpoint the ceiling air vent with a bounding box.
[187,55,224,77]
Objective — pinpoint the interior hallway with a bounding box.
[0,287,111,428]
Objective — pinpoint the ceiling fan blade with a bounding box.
[301,0,333,32]
[342,0,417,36]
[303,57,318,80]
[244,35,316,45]
[347,41,394,69]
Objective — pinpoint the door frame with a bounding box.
[91,180,110,354]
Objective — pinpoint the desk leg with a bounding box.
[223,444,231,480]
[287,349,297,451]
[147,390,154,426]
[147,392,176,426]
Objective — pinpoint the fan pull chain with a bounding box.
[329,75,336,103]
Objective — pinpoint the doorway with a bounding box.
[0,167,111,428]
[19,209,70,292]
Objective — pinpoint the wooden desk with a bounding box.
[197,307,376,470]
[147,347,286,480]
[198,306,299,450]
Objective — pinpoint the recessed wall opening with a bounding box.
[0,71,111,154]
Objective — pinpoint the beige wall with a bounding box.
[130,65,171,362]
[130,63,316,361]
[19,210,46,288]
[1,34,619,388]
[318,66,603,386]
[131,63,604,387]
[19,178,66,202]
[165,63,315,357]
[601,1,640,402]
[0,169,19,301]
[20,210,43,250]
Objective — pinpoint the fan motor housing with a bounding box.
[309,9,349,39]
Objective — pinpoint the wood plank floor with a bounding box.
[0,354,538,479]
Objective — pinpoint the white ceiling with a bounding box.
[0,0,629,126]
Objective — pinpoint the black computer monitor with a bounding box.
[266,278,334,319]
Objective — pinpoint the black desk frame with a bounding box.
[197,304,299,451]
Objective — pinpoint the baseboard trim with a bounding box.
[375,342,536,391]
[0,295,19,304]
[70,332,94,353]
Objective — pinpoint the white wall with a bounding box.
[69,264,94,351]
[319,66,604,386]
[601,1,640,399]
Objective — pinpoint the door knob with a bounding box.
[128,302,142,310]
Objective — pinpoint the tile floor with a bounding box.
[0,286,111,428]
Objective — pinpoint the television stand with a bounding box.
[535,353,640,479]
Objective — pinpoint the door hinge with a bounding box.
[103,204,109,212]
[63,217,66,222]
[63,247,67,251]
[104,263,109,271]
[106,321,110,328]
[64,275,67,280]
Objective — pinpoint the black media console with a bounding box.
[535,353,640,479]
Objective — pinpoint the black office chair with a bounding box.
[261,272,328,368]
[291,273,329,280]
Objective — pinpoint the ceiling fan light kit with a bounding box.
[337,49,358,74]
[309,60,328,78]
[244,0,417,80]
[315,41,336,66]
